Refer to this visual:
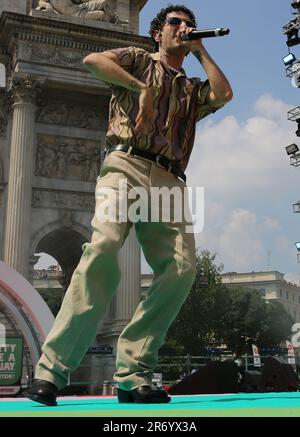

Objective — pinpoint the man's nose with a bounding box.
[179,21,188,31]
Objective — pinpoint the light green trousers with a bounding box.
[35,151,197,391]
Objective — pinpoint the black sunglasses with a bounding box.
[165,16,196,28]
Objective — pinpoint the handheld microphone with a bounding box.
[180,28,230,41]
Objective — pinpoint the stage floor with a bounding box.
[0,392,300,417]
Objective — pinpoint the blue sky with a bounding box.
[140,0,297,120]
[138,0,300,281]
[37,1,300,284]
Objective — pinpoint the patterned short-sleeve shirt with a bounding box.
[106,46,220,170]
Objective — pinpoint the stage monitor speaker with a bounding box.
[259,356,300,392]
[239,370,262,392]
[168,361,239,395]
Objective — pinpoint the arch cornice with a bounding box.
[31,220,91,254]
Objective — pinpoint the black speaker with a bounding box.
[168,361,239,395]
[239,370,262,392]
[259,356,300,392]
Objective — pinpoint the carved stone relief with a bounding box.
[36,0,128,24]
[20,43,86,68]
[60,209,73,227]
[35,134,101,181]
[32,189,95,211]
[37,99,107,129]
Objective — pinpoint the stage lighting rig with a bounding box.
[282,54,300,86]
[295,241,300,263]
[293,201,300,213]
[286,143,299,155]
[285,143,300,167]
[287,106,300,123]
[292,0,300,10]
[283,53,297,78]
[283,53,296,67]
[287,107,300,137]
[291,61,300,87]
[291,153,300,166]
[283,16,300,47]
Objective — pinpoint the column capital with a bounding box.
[8,74,46,106]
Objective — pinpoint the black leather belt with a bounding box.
[104,145,187,183]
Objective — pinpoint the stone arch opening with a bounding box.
[34,225,90,292]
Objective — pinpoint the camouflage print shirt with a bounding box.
[106,46,221,171]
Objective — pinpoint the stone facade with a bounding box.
[0,2,151,391]
[222,271,300,322]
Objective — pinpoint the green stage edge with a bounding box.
[1,393,300,417]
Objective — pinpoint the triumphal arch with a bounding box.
[0,0,152,391]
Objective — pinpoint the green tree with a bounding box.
[163,251,295,356]
[258,300,294,348]
[223,288,294,355]
[165,250,230,355]
[37,288,65,316]
[222,287,268,355]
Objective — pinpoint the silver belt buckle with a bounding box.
[126,146,133,157]
[156,155,166,169]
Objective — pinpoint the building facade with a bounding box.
[142,270,300,322]
[222,271,300,322]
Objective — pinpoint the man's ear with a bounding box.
[153,29,162,43]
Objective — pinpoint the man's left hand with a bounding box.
[176,27,204,52]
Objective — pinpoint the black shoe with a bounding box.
[118,385,171,404]
[24,379,58,406]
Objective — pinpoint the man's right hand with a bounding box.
[83,51,154,134]
[134,86,154,135]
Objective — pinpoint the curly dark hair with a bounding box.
[149,4,197,52]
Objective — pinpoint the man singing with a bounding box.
[25,4,232,405]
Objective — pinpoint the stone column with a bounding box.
[115,226,141,326]
[98,227,141,382]
[99,227,141,347]
[3,74,44,280]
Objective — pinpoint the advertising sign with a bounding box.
[0,337,23,395]
[286,340,296,365]
[252,344,261,367]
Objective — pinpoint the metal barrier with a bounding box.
[20,353,300,395]
[63,353,300,388]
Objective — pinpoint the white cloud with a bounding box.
[262,216,281,231]
[188,101,297,200]
[34,253,57,270]
[187,94,300,275]
[198,208,265,272]
[254,93,295,122]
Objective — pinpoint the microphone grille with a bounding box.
[180,32,189,41]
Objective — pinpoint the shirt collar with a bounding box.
[150,51,186,77]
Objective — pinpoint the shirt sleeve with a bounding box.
[194,79,223,122]
[108,46,147,74]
